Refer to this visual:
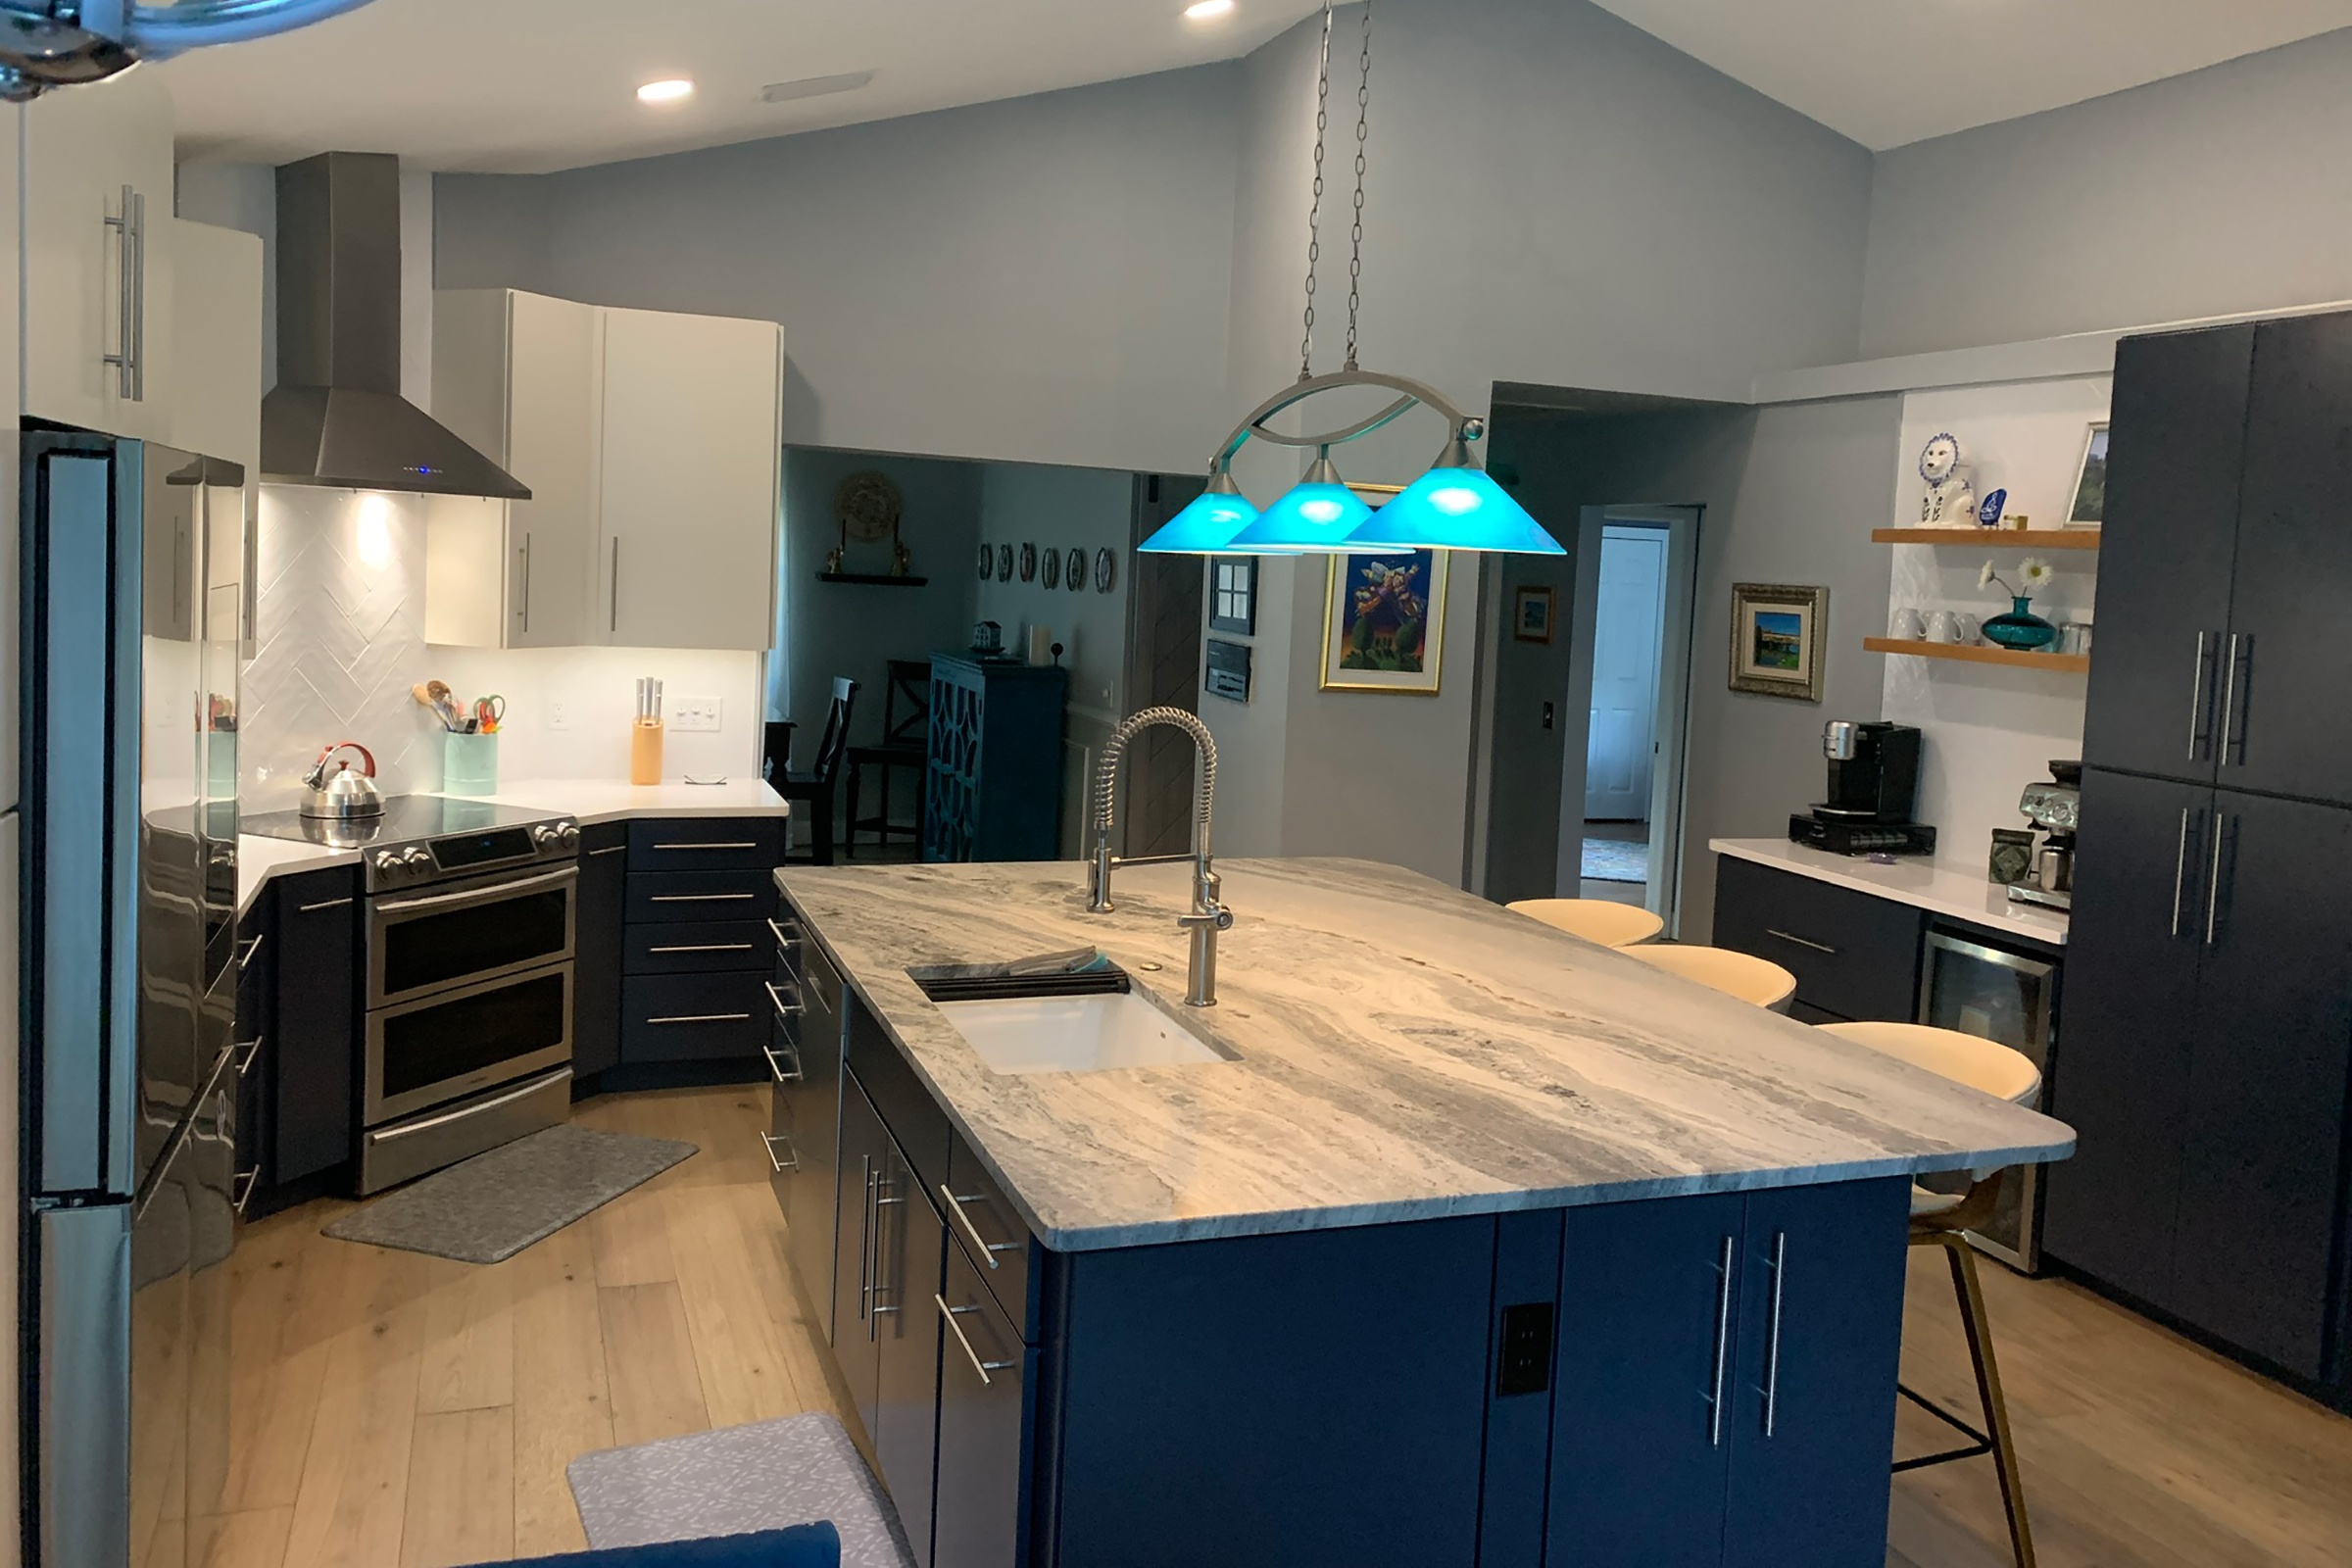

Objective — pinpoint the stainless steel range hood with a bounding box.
[260,151,529,500]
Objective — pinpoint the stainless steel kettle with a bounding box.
[301,740,384,820]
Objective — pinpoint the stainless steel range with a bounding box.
[243,795,584,1191]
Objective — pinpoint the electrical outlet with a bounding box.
[547,698,571,731]
[671,696,722,733]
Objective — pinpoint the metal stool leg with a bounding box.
[1940,1234,2037,1568]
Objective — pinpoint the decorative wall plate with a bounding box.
[1067,548,1087,592]
[998,544,1014,580]
[1094,547,1117,594]
[1042,547,1061,589]
[1018,543,1038,582]
[835,470,904,542]
[978,542,994,580]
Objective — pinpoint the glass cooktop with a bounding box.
[240,794,569,850]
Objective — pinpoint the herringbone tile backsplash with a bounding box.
[243,487,452,808]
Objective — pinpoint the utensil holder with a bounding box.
[445,731,500,797]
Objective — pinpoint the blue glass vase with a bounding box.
[1983,595,2057,651]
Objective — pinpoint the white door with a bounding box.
[597,307,782,651]
[1584,528,1667,820]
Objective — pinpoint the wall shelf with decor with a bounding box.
[816,572,930,588]
[1871,528,2101,550]
[1863,636,2088,674]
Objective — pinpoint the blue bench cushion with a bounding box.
[473,1521,842,1567]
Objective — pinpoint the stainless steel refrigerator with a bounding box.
[19,430,246,1567]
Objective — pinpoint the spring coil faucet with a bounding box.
[1088,707,1234,1005]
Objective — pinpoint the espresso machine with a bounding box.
[1788,720,1936,855]
[2006,760,2082,910]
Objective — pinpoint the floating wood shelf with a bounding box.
[1865,637,2089,674]
[1872,528,2101,550]
[816,572,930,587]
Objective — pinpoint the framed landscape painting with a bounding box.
[1729,582,1827,702]
[1321,548,1450,694]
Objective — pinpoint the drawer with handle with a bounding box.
[944,1126,1040,1340]
[769,912,804,988]
[625,868,779,924]
[624,918,775,976]
[627,817,783,872]
[620,971,773,1063]
[1712,857,1925,1022]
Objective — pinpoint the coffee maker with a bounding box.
[1788,720,1936,855]
[2007,760,2081,911]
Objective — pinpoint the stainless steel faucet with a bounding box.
[1088,707,1234,1006]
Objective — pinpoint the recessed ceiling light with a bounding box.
[637,78,695,104]
[1184,0,1235,20]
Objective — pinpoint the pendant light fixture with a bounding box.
[1142,1,1560,558]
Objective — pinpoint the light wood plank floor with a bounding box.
[196,1085,2352,1567]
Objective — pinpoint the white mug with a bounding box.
[1888,608,1927,640]
[1925,610,1961,643]
[1955,612,1983,645]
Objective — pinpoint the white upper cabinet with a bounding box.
[167,219,264,471]
[429,292,781,651]
[21,72,176,441]
[429,289,600,648]
[595,306,783,652]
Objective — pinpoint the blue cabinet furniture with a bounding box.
[923,655,1067,863]
[617,817,791,1070]
[271,863,361,1184]
[571,820,629,1080]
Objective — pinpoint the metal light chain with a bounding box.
[1298,1,1335,382]
[1344,0,1371,371]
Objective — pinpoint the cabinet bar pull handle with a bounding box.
[869,1172,902,1341]
[128,189,145,401]
[650,893,756,904]
[232,1169,260,1215]
[1765,929,1837,956]
[644,1012,753,1025]
[1706,1234,1735,1447]
[654,841,760,851]
[589,845,628,858]
[518,532,532,633]
[648,943,756,955]
[858,1156,875,1324]
[762,1046,803,1085]
[941,1184,1020,1268]
[237,932,267,970]
[610,538,620,632]
[938,1295,1017,1384]
[233,1037,264,1077]
[2187,631,2210,760]
[297,897,355,913]
[767,917,798,948]
[2205,812,2229,948]
[758,1131,798,1173]
[2170,808,2192,939]
[764,980,802,1021]
[1759,1231,1788,1439]
[2219,633,2242,766]
[103,185,134,396]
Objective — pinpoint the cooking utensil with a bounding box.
[300,740,385,820]
[474,696,506,734]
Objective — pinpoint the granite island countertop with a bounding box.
[777,856,2075,1252]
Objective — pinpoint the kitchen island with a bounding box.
[771,857,2074,1568]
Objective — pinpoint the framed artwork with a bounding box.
[1321,548,1450,695]
[1729,582,1828,702]
[2067,422,2109,528]
[1512,585,1556,644]
[1204,638,1252,703]
[1208,557,1258,635]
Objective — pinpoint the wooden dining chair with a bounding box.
[777,678,858,864]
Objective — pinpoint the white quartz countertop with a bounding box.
[235,778,788,914]
[1711,838,2070,947]
[778,857,2075,1252]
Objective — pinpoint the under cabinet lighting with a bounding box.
[637,78,696,104]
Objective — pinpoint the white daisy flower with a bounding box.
[1978,561,1997,590]
[2018,557,2055,592]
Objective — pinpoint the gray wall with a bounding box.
[436,65,1245,476]
[1471,396,1901,934]
[1862,26,2352,358]
[779,448,982,739]
[973,464,1135,719]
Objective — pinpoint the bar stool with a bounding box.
[1625,944,1797,1011]
[1505,898,1665,948]
[1819,1020,2040,1568]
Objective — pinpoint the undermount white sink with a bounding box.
[937,990,1227,1075]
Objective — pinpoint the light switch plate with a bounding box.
[670,695,723,733]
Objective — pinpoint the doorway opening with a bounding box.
[1560,505,1700,929]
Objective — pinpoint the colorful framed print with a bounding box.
[1320,548,1449,695]
[1512,585,1556,644]
[1729,582,1827,702]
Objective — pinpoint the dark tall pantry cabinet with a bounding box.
[2048,313,2352,1402]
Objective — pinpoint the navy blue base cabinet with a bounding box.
[777,943,1915,1568]
[923,655,1067,863]
[617,817,792,1069]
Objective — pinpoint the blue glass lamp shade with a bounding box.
[1138,469,1261,554]
[1345,441,1563,555]
[1226,450,1374,553]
